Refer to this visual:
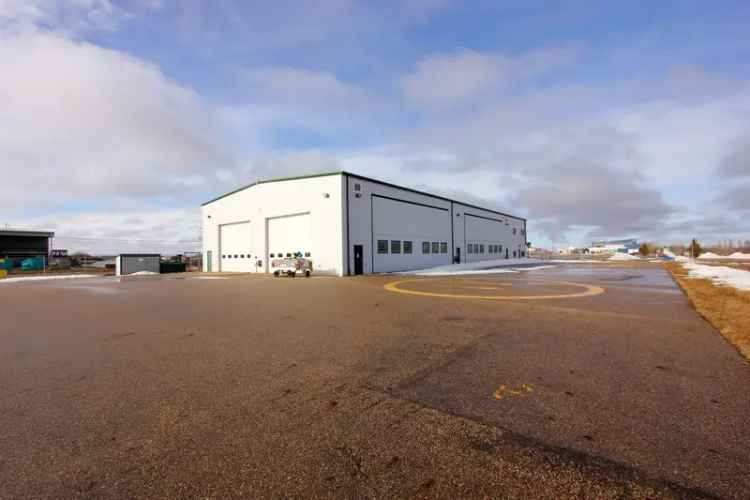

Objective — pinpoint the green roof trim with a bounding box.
[201,171,344,206]
[201,170,525,221]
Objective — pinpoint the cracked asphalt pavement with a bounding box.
[1,264,748,499]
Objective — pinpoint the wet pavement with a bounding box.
[1,263,748,499]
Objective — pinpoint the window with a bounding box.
[304,252,311,257]
[241,254,245,258]
[378,240,388,254]
[521,229,526,236]
[431,242,439,254]
[404,241,413,254]
[499,245,503,253]
[234,254,238,258]
[354,183,362,191]
[513,228,517,235]
[286,253,291,257]
[513,250,517,258]
[222,255,226,258]
[479,245,484,254]
[391,240,401,254]
[468,244,473,254]
[440,242,448,254]
[270,253,274,258]
[422,241,430,254]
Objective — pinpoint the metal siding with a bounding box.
[120,255,160,275]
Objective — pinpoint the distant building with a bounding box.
[0,229,55,269]
[589,238,639,255]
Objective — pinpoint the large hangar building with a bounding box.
[201,172,527,276]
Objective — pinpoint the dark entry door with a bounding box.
[505,248,509,259]
[353,245,364,275]
[455,247,461,264]
[207,251,212,272]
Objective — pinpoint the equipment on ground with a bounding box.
[271,257,312,278]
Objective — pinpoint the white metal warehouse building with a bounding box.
[201,171,527,276]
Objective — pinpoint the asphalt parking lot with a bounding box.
[1,264,749,499]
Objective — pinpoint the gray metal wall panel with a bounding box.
[120,255,160,275]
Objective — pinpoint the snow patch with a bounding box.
[728,252,750,260]
[0,274,98,284]
[547,259,603,263]
[609,253,641,261]
[698,252,721,259]
[395,258,545,276]
[125,271,159,276]
[683,262,750,291]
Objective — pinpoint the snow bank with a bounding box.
[0,274,98,284]
[125,271,159,276]
[698,252,721,259]
[547,259,603,263]
[683,262,750,291]
[609,253,640,261]
[729,252,750,260]
[396,258,545,276]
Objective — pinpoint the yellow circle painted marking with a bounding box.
[384,278,604,300]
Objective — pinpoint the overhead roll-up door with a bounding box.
[267,213,312,265]
[220,221,252,272]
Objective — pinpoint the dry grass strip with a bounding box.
[666,262,750,360]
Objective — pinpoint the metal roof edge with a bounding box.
[0,229,55,237]
[342,172,526,222]
[201,170,525,222]
[201,171,345,206]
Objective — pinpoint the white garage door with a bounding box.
[267,213,312,264]
[220,221,252,272]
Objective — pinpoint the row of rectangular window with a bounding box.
[269,252,311,258]
[377,240,448,255]
[224,252,311,259]
[468,243,504,254]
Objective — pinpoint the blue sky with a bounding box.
[1,0,749,254]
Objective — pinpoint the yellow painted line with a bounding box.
[384,279,604,300]
[494,383,534,400]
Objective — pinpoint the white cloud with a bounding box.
[9,207,201,254]
[0,30,231,209]
[401,46,578,105]
[245,66,376,111]
[0,0,159,35]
